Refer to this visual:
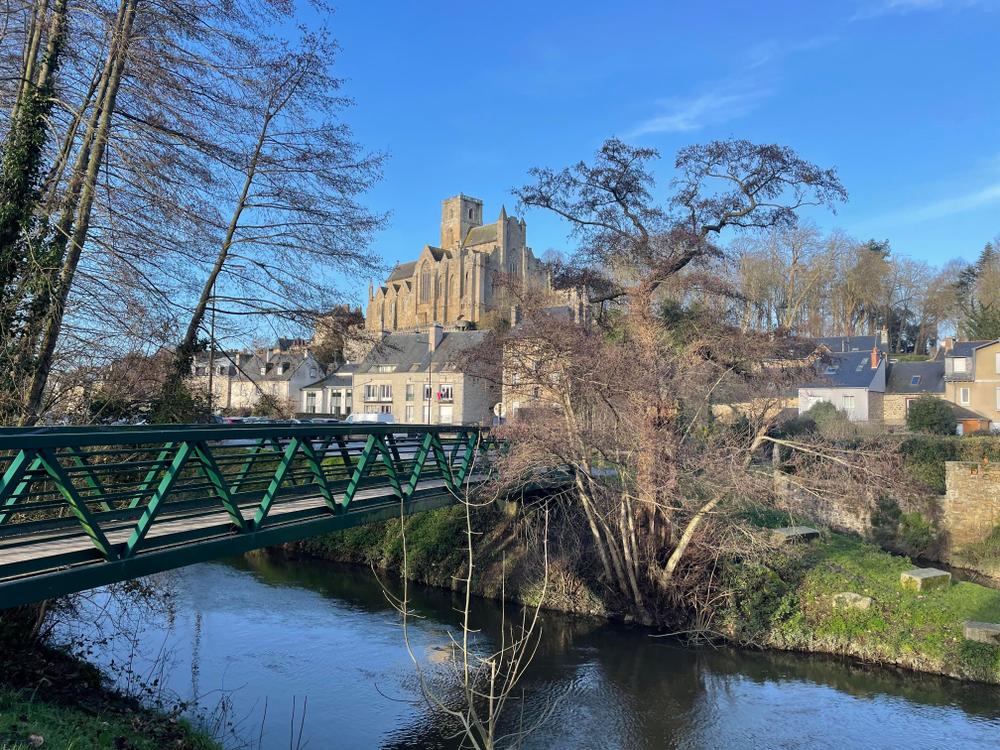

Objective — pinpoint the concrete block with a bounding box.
[770,526,820,545]
[899,568,951,592]
[833,592,873,610]
[964,621,1000,645]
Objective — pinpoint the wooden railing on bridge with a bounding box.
[0,423,494,608]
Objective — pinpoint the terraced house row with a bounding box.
[796,336,1000,433]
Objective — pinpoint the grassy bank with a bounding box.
[0,642,219,750]
[288,503,1000,683]
[723,533,1000,683]
[0,689,217,750]
[285,502,608,616]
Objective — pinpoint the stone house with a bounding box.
[365,194,551,332]
[797,347,887,422]
[351,325,498,425]
[882,360,947,427]
[191,343,324,414]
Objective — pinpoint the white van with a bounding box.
[343,412,395,424]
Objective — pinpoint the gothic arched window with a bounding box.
[419,267,430,303]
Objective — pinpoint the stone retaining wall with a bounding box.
[942,461,1000,552]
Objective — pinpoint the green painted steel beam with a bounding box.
[35,449,115,560]
[0,491,461,609]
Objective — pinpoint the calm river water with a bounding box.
[74,554,1000,749]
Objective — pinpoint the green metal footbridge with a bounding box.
[0,423,494,609]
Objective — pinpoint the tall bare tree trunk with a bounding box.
[21,0,137,424]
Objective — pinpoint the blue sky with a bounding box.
[325,0,999,282]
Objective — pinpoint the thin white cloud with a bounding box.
[874,182,1000,225]
[746,35,837,69]
[852,0,996,20]
[625,87,770,138]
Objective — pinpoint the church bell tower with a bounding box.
[440,194,483,249]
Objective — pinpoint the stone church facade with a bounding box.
[365,194,551,332]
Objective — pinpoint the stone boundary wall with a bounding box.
[772,472,872,536]
[942,461,1000,552]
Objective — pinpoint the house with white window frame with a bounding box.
[299,362,356,418]
[940,338,1000,433]
[349,324,498,425]
[797,347,887,422]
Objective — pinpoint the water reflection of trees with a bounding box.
[234,552,1000,747]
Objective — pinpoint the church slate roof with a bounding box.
[464,224,497,246]
[387,261,417,282]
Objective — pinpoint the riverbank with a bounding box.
[0,641,219,750]
[282,503,1000,684]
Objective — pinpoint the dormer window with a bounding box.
[259,365,266,375]
[281,362,290,374]
[309,367,317,378]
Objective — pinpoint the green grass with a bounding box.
[0,690,218,750]
[727,533,1000,682]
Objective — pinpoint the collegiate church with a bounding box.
[365,194,552,331]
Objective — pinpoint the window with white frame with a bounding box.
[996,387,1000,411]
[423,383,432,401]
[379,384,392,401]
[951,357,970,373]
[305,392,317,413]
[996,352,1000,374]
[960,387,971,405]
[405,383,414,401]
[405,405,414,422]
[842,394,855,412]
[422,404,430,422]
[375,364,395,373]
[438,384,454,402]
[439,404,454,424]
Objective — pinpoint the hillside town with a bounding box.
[2,1,1000,748]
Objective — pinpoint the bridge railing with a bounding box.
[0,423,492,565]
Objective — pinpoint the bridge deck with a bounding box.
[0,476,464,579]
[0,423,492,608]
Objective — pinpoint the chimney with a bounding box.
[879,326,889,346]
[943,336,955,353]
[870,346,880,370]
[428,323,443,353]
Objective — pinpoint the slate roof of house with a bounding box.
[812,335,880,353]
[799,350,882,389]
[464,223,497,246]
[357,330,489,374]
[250,352,318,382]
[387,261,417,282]
[303,362,358,389]
[947,340,998,358]
[951,404,992,422]
[885,360,945,394]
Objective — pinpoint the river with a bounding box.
[69,553,1000,749]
